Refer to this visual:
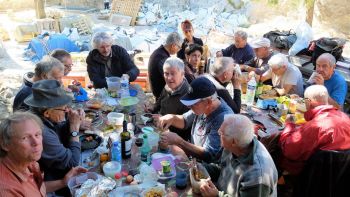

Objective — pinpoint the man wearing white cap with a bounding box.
[241,37,276,76]
[157,77,233,163]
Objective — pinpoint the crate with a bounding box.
[110,0,143,26]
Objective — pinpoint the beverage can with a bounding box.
[161,160,171,174]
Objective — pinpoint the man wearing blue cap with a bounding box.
[158,77,233,163]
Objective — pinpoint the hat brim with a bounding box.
[24,93,72,108]
[180,98,201,106]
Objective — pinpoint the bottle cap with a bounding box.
[115,172,122,179]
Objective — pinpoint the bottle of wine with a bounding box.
[120,119,132,159]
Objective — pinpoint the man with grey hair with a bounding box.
[13,56,64,111]
[279,85,350,175]
[216,30,254,64]
[203,57,241,113]
[308,53,347,108]
[150,57,191,141]
[258,53,303,96]
[148,32,183,99]
[86,32,140,88]
[158,77,233,163]
[200,114,278,197]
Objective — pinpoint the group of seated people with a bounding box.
[2,18,349,196]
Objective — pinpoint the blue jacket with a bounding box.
[222,44,255,64]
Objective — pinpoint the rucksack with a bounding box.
[263,30,297,50]
[301,37,346,68]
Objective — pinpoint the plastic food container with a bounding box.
[107,112,124,126]
[103,161,121,179]
[142,128,159,150]
[67,172,98,196]
[189,163,210,194]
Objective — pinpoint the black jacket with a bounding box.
[152,79,191,141]
[148,45,170,99]
[13,72,34,111]
[204,74,241,114]
[86,45,140,88]
[177,36,203,61]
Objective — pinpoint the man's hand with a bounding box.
[157,114,175,130]
[63,167,88,186]
[200,180,219,197]
[160,131,181,145]
[216,51,223,57]
[231,70,242,89]
[80,120,91,131]
[67,109,82,132]
[313,74,325,85]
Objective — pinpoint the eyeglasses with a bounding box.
[52,107,68,112]
[184,30,192,33]
[64,64,73,68]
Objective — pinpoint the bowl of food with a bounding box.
[86,99,103,109]
[79,134,103,151]
[141,187,166,197]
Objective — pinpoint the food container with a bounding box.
[103,161,121,179]
[107,112,124,132]
[67,172,98,196]
[86,99,103,109]
[141,186,166,197]
[189,163,210,194]
[140,113,153,125]
[142,128,159,150]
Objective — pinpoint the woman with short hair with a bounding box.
[184,44,203,83]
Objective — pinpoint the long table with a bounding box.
[79,95,281,196]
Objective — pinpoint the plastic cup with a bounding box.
[107,112,124,132]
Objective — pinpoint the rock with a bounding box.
[313,0,350,38]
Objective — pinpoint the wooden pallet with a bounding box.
[110,0,143,26]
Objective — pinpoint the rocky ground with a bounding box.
[0,4,349,119]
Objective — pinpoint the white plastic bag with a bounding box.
[288,22,313,56]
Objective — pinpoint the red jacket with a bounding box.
[279,105,350,175]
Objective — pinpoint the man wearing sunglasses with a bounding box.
[158,77,233,163]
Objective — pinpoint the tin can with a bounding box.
[161,160,171,174]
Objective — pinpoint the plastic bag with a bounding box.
[288,22,313,56]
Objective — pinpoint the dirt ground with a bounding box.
[0,6,349,119]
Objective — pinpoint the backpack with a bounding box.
[301,37,346,68]
[263,30,297,50]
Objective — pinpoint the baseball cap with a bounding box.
[180,77,216,106]
[250,38,271,48]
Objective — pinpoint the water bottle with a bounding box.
[140,134,151,164]
[120,74,130,98]
[246,75,257,108]
[111,141,121,162]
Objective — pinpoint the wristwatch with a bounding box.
[71,131,79,137]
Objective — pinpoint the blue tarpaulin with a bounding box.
[25,33,80,62]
